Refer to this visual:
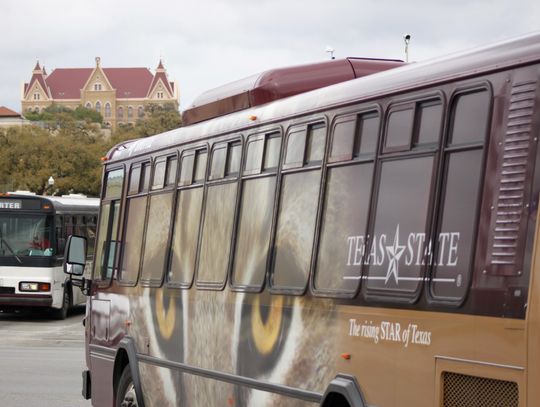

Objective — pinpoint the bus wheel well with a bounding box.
[321,375,366,407]
[321,392,351,407]
[113,349,130,397]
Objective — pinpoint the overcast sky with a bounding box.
[1,0,539,113]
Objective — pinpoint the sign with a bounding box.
[0,200,22,209]
[348,318,432,347]
[344,224,462,287]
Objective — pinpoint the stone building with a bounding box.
[21,57,178,129]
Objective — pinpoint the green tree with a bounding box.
[25,103,103,125]
[0,124,106,196]
[0,103,181,196]
[111,103,181,143]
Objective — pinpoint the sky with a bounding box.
[1,0,539,113]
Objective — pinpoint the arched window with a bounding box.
[105,103,111,118]
[138,106,144,118]
[117,106,124,119]
[85,102,92,110]
[34,107,40,113]
[95,101,101,113]
[128,106,133,119]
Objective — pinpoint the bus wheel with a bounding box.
[116,366,139,407]
[52,286,71,320]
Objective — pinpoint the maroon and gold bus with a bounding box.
[66,32,540,406]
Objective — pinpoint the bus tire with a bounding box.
[116,365,139,407]
[52,286,71,320]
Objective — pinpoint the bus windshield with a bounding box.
[0,214,55,258]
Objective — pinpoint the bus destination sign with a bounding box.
[0,200,22,209]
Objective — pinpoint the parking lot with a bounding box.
[0,307,91,407]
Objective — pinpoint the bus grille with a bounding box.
[442,372,518,407]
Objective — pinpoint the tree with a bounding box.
[0,103,182,196]
[111,103,182,143]
[25,104,103,125]
[0,125,106,196]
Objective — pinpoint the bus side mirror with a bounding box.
[63,235,87,276]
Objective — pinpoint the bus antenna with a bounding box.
[404,34,411,62]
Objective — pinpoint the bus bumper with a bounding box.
[0,294,53,308]
[82,370,91,399]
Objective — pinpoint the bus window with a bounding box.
[233,177,276,288]
[197,182,238,285]
[140,162,151,193]
[193,150,208,183]
[330,116,356,163]
[315,163,374,293]
[416,100,443,145]
[165,156,178,186]
[55,216,63,254]
[104,168,123,199]
[87,216,97,257]
[305,123,326,164]
[244,137,264,175]
[272,170,321,290]
[330,111,380,163]
[198,141,241,286]
[385,107,414,151]
[358,113,380,155]
[283,129,306,169]
[431,89,489,300]
[119,196,147,284]
[64,216,74,237]
[226,142,242,177]
[168,148,207,287]
[431,150,483,300]
[168,188,204,286]
[151,158,167,190]
[95,169,124,281]
[179,153,195,186]
[233,132,281,289]
[272,122,326,292]
[128,164,142,195]
[0,214,54,257]
[365,156,434,297]
[99,202,121,280]
[314,110,380,294]
[210,144,227,180]
[263,134,281,170]
[140,192,174,285]
[449,90,490,145]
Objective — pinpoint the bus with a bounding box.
[0,192,99,319]
[65,32,540,406]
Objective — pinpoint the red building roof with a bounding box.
[104,68,154,98]
[45,68,92,99]
[0,106,22,118]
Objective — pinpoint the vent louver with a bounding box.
[489,80,537,272]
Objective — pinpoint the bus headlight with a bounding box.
[19,282,51,292]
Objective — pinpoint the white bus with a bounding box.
[0,192,98,319]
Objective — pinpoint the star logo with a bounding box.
[385,225,406,285]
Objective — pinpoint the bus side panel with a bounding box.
[527,208,540,407]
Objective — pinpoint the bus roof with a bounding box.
[182,57,404,125]
[107,31,540,163]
